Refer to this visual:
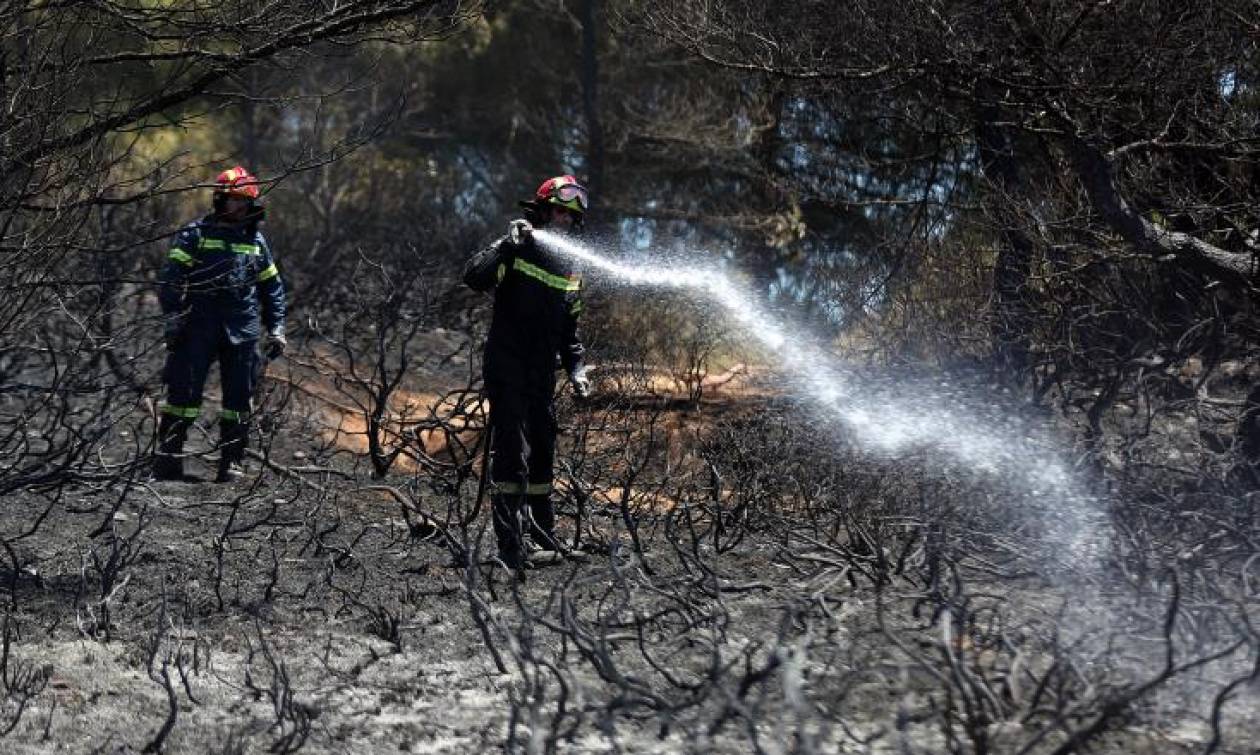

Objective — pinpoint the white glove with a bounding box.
[568,365,591,400]
[265,328,287,359]
[509,219,533,246]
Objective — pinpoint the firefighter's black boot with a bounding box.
[526,493,561,552]
[491,494,528,570]
[215,416,248,483]
[153,413,191,481]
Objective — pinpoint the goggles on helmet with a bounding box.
[534,175,588,214]
[551,183,588,211]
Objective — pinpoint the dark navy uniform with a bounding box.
[155,215,285,479]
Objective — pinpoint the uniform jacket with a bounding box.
[159,215,286,344]
[463,232,584,390]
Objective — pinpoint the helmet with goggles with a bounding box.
[519,175,588,225]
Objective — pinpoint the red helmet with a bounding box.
[527,175,588,214]
[214,166,260,199]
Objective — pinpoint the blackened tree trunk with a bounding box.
[579,0,605,200]
[975,79,1034,380]
[749,86,789,300]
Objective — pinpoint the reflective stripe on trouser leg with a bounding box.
[490,481,552,495]
[161,404,201,418]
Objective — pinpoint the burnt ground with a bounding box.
[0,351,1257,754]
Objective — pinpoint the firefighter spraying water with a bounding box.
[463,175,591,571]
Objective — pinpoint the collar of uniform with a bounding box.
[200,218,257,240]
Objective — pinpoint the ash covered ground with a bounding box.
[1,339,1257,754]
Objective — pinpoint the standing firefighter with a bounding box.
[464,175,592,569]
[154,166,287,482]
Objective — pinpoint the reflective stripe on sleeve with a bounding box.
[512,258,580,291]
[168,249,196,266]
[194,238,258,254]
[257,263,279,282]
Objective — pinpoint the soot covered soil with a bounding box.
[0,381,1257,754]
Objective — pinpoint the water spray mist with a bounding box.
[535,229,1110,575]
